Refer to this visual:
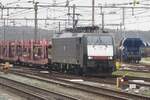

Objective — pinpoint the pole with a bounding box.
[122,8,125,26]
[34,2,38,40]
[12,19,15,32]
[73,4,76,32]
[132,7,134,16]
[22,29,25,40]
[102,13,104,32]
[59,22,60,32]
[3,18,6,41]
[1,8,3,19]
[92,0,95,26]
[68,6,70,26]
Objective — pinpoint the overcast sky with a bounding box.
[0,0,150,31]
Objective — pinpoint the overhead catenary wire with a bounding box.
[1,0,150,31]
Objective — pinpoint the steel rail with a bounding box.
[0,76,78,100]
[10,71,150,100]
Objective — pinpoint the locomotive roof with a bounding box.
[53,32,113,39]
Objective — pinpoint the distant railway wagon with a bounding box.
[0,40,19,62]
[19,40,49,66]
[119,38,145,63]
[0,40,50,66]
[51,33,115,74]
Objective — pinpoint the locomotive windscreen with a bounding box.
[86,35,114,59]
[87,35,113,45]
[123,38,144,47]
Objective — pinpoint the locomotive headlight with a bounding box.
[109,56,113,60]
[88,56,93,59]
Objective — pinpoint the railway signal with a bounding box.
[0,62,13,74]
[116,76,128,89]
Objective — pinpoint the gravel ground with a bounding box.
[0,72,113,100]
[113,70,150,78]
[140,57,150,65]
[0,86,27,100]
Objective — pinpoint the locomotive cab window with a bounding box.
[87,36,113,45]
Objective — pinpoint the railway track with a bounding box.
[119,69,150,73]
[8,67,150,100]
[12,66,150,87]
[121,63,150,72]
[118,63,150,82]
[12,66,116,85]
[0,74,78,100]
